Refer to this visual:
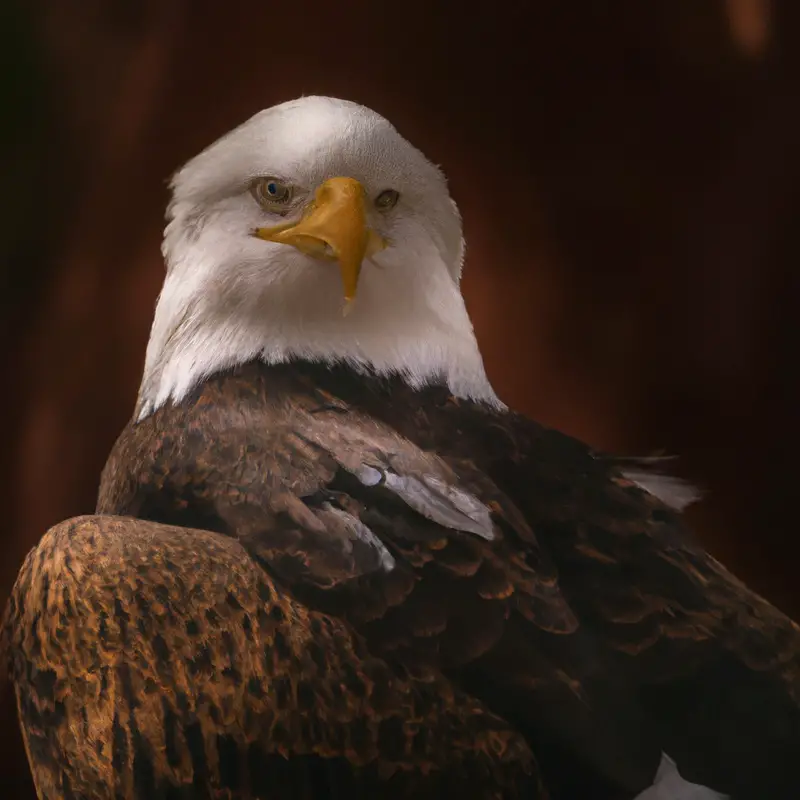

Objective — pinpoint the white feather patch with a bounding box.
[633,753,730,800]
[622,470,702,512]
[353,465,495,540]
[320,502,396,572]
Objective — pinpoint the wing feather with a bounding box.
[4,515,541,799]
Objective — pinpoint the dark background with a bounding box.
[1,1,798,795]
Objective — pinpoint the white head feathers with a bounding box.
[136,96,500,419]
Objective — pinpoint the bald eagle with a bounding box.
[3,97,799,800]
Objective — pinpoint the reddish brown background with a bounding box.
[1,1,798,795]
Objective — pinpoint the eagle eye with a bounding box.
[375,189,400,210]
[252,177,293,210]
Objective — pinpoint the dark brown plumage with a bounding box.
[4,359,800,799]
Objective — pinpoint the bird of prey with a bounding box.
[3,96,800,800]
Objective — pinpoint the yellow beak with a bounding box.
[252,177,386,304]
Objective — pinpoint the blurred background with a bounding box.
[1,0,798,794]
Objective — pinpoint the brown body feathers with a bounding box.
[4,361,800,798]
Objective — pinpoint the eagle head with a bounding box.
[136,96,499,418]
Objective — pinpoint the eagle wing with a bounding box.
[3,515,541,799]
[87,363,800,798]
[492,415,800,798]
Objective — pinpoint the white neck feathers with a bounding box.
[135,223,501,419]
